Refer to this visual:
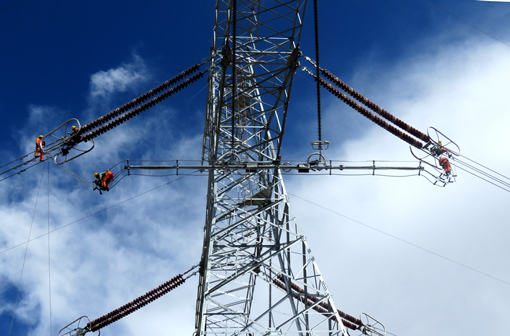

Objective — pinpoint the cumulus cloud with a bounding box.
[2,25,510,336]
[89,54,149,100]
[0,52,204,336]
[287,37,510,336]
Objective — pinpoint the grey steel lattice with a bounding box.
[195,1,349,336]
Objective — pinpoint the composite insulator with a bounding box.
[272,278,287,290]
[321,69,430,143]
[82,63,202,134]
[275,274,362,329]
[88,274,186,332]
[320,79,424,149]
[336,317,359,331]
[83,71,205,141]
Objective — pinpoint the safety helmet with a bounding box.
[94,172,99,178]
[71,125,76,129]
[438,140,442,145]
[38,135,43,138]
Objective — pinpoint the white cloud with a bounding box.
[89,54,149,100]
[0,53,205,336]
[2,26,510,336]
[287,37,510,336]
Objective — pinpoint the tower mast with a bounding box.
[195,1,348,335]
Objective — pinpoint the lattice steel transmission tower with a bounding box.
[195,1,349,335]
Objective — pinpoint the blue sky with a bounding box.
[1,1,510,336]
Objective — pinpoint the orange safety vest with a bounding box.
[102,170,114,187]
[439,157,451,172]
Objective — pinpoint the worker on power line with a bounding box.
[62,125,81,156]
[431,141,452,176]
[439,157,452,176]
[430,140,447,156]
[93,170,114,193]
[68,125,79,136]
[34,135,45,161]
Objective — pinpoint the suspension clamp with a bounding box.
[311,140,329,151]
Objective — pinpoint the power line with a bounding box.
[452,156,510,192]
[0,173,195,256]
[289,192,510,287]
[9,162,45,335]
[420,0,510,48]
[47,162,53,336]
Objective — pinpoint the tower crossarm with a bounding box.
[125,161,424,174]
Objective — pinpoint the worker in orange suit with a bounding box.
[431,140,447,156]
[94,170,114,192]
[439,157,451,175]
[62,125,81,156]
[34,135,45,161]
